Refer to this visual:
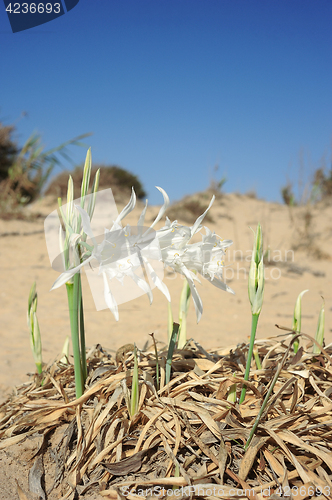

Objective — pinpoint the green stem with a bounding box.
[178,312,187,349]
[66,276,84,398]
[239,313,259,404]
[35,362,43,375]
[78,276,87,382]
[167,302,173,342]
[253,347,262,370]
[293,334,299,354]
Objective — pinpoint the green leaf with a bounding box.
[166,323,180,385]
[81,148,92,206]
[292,289,308,353]
[87,168,100,219]
[66,175,74,227]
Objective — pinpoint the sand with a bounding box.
[0,191,331,401]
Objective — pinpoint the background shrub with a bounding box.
[45,164,146,202]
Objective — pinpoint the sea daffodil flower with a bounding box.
[157,196,234,322]
[51,187,171,320]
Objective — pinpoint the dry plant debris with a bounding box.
[1,334,332,499]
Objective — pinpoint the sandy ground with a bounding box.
[0,191,331,402]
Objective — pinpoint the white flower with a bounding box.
[51,187,171,320]
[157,196,234,322]
[51,186,233,323]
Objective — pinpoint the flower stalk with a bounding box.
[167,302,173,343]
[239,223,264,404]
[66,276,84,398]
[55,148,99,398]
[178,279,191,349]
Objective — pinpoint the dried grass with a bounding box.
[1,334,332,499]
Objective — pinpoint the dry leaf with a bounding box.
[101,448,154,475]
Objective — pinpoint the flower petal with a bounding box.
[114,187,136,226]
[209,277,235,294]
[103,272,119,321]
[149,187,170,229]
[74,204,97,246]
[180,265,203,323]
[190,195,215,238]
[50,255,94,290]
[144,259,171,302]
[127,269,153,304]
[137,199,148,229]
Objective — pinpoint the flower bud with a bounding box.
[248,223,264,316]
[292,289,308,353]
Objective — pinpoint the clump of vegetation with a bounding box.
[45,163,146,202]
[281,148,332,206]
[0,120,90,216]
[281,183,296,206]
[280,150,331,259]
[312,166,332,201]
[208,163,227,194]
[245,189,258,199]
[0,121,18,182]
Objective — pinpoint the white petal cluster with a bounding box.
[51,188,234,322]
[156,196,234,322]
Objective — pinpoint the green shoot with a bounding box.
[27,282,43,375]
[60,336,70,364]
[292,289,308,353]
[239,223,264,404]
[227,376,237,403]
[313,299,325,355]
[253,346,262,370]
[173,463,180,491]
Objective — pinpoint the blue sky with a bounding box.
[1,0,331,205]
